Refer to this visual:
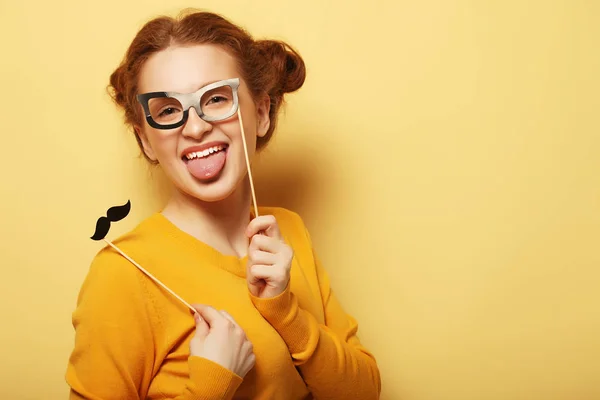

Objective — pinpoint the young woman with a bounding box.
[66,9,381,400]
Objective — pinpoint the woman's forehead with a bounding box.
[138,44,239,94]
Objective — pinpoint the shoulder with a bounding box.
[77,213,164,304]
[78,247,142,308]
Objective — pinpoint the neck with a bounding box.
[161,178,254,258]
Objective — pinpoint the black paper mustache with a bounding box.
[90,200,131,240]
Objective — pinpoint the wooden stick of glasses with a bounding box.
[237,108,260,218]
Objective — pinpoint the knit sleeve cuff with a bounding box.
[186,356,243,399]
[248,285,319,358]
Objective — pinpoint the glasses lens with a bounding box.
[200,85,235,120]
[147,97,184,126]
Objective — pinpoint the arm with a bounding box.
[249,234,381,399]
[65,248,242,400]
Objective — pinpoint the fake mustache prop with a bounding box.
[90,200,131,240]
[87,108,259,314]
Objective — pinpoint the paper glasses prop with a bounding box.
[89,79,261,313]
[136,77,259,217]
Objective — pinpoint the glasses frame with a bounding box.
[136,78,240,130]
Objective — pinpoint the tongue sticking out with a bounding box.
[186,150,227,181]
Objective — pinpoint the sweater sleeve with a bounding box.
[65,248,243,400]
[249,227,382,400]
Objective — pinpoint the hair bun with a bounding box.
[254,40,306,95]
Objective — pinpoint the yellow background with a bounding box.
[1,1,599,399]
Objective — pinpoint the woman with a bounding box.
[66,9,381,400]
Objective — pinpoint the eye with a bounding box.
[206,95,228,105]
[158,107,180,117]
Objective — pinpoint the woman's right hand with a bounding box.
[189,304,256,378]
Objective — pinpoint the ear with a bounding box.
[255,94,271,138]
[134,125,157,161]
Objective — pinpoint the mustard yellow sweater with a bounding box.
[66,207,381,399]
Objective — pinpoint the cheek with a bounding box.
[223,120,256,165]
[238,111,259,143]
[240,123,258,156]
[148,132,179,159]
[221,116,248,145]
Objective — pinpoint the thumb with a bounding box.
[247,282,260,297]
[247,269,266,297]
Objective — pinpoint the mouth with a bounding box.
[182,143,229,162]
[182,143,229,181]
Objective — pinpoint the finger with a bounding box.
[191,304,222,325]
[219,311,247,340]
[243,340,255,359]
[248,264,274,281]
[246,215,281,239]
[193,312,209,337]
[249,235,280,254]
[219,310,238,326]
[249,248,277,265]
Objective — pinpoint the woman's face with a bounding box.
[135,44,270,203]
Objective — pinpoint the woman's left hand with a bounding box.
[246,215,293,299]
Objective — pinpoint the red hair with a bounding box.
[108,9,306,161]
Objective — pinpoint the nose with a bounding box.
[181,107,212,139]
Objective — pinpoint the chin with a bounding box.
[185,183,237,203]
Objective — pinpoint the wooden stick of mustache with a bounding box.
[237,108,259,218]
[103,239,197,315]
